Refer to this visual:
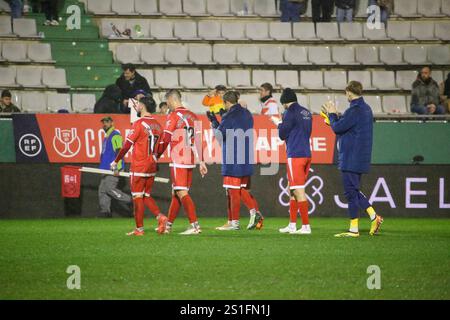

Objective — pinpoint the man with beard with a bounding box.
[411,66,445,115]
[259,83,279,116]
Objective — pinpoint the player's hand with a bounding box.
[323,101,337,114]
[270,116,282,126]
[110,161,118,172]
[206,111,220,128]
[199,161,208,178]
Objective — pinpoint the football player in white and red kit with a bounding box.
[259,83,279,115]
[110,97,168,236]
[156,89,207,235]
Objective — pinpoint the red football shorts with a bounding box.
[223,176,251,189]
[170,166,193,191]
[130,173,155,197]
[287,157,311,190]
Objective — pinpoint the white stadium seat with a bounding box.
[221,21,246,40]
[184,0,209,16]
[332,46,359,65]
[174,21,199,40]
[134,0,159,15]
[228,70,252,88]
[380,46,406,65]
[0,15,13,36]
[383,96,408,113]
[432,70,444,85]
[27,43,54,63]
[0,67,18,87]
[126,20,150,38]
[364,95,383,114]
[308,46,334,65]
[154,69,180,88]
[203,70,227,88]
[179,70,205,89]
[443,0,450,16]
[387,21,413,40]
[254,0,278,17]
[246,22,270,40]
[141,44,166,64]
[112,0,136,15]
[164,44,189,64]
[324,71,347,90]
[403,46,429,65]
[159,0,184,15]
[213,44,238,64]
[339,23,365,41]
[231,0,256,15]
[269,22,292,40]
[189,44,214,64]
[428,46,450,64]
[150,20,175,39]
[21,92,47,113]
[418,0,444,17]
[137,69,154,86]
[87,0,113,14]
[47,93,71,112]
[363,23,388,40]
[348,71,375,90]
[435,22,450,41]
[300,71,324,90]
[42,68,68,89]
[183,93,207,113]
[355,46,382,65]
[198,21,222,40]
[284,46,309,65]
[12,18,38,37]
[333,94,349,110]
[411,22,436,40]
[237,45,261,64]
[2,42,29,62]
[308,94,334,114]
[252,70,275,87]
[206,0,232,16]
[355,0,368,17]
[260,45,286,65]
[16,66,43,88]
[394,0,420,17]
[372,71,397,90]
[276,70,300,89]
[316,23,342,40]
[72,94,96,113]
[396,71,418,90]
[293,23,318,41]
[115,44,141,64]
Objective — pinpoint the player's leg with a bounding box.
[241,177,264,230]
[127,174,146,236]
[167,191,181,231]
[216,187,232,230]
[291,158,311,234]
[176,168,201,235]
[217,177,241,231]
[143,176,168,234]
[356,176,383,235]
[335,171,360,238]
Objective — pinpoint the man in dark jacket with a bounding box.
[94,84,122,114]
[322,81,383,238]
[411,66,445,115]
[115,64,152,110]
[207,91,263,231]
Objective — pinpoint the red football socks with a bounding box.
[180,195,198,224]
[143,196,161,217]
[228,189,241,221]
[241,189,259,212]
[168,194,181,223]
[289,199,298,223]
[133,197,145,228]
[298,201,309,225]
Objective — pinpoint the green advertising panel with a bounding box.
[0,119,15,163]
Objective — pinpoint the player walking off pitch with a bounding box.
[110,97,168,236]
[272,88,313,235]
[321,81,383,237]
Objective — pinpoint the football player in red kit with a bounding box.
[110,97,168,236]
[156,89,207,235]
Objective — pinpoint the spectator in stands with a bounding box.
[440,72,450,113]
[41,0,59,26]
[7,0,23,19]
[94,84,123,114]
[411,67,445,115]
[158,102,169,115]
[0,90,20,113]
[202,85,226,114]
[115,64,152,110]
[312,0,334,23]
[259,83,279,115]
[368,0,393,25]
[335,0,355,22]
[280,0,305,22]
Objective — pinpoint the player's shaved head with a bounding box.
[165,89,182,101]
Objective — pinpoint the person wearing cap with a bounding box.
[202,85,227,114]
[271,88,313,235]
[98,116,132,218]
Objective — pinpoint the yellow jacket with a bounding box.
[202,95,225,113]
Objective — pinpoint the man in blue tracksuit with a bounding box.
[207,91,263,231]
[322,81,383,237]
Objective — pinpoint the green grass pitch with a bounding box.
[0,217,449,300]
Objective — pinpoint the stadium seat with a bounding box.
[140,44,166,64]
[260,45,286,65]
[284,46,309,65]
[443,0,450,16]
[137,69,154,86]
[246,22,270,40]
[394,0,420,17]
[292,23,318,41]
[0,15,13,36]
[221,21,246,40]
[164,44,190,64]
[115,44,141,64]
[363,23,388,40]
[159,0,185,15]
[189,44,214,65]
[87,0,114,14]
[300,71,324,90]
[269,22,292,40]
[380,46,406,65]
[418,0,444,17]
[403,46,429,65]
[396,70,418,90]
[324,71,347,90]
[316,23,342,40]
[228,70,252,88]
[27,43,54,63]
[21,91,47,113]
[150,20,175,39]
[339,23,365,41]
[126,20,150,38]
[42,68,68,89]
[332,46,359,65]
[134,0,159,15]
[435,22,450,41]
[275,70,300,89]
[432,70,444,85]
[355,46,382,65]
[411,22,436,40]
[238,94,261,113]
[206,0,232,16]
[179,70,206,89]
[252,70,275,87]
[355,0,368,17]
[204,70,227,88]
[253,0,278,17]
[0,67,18,87]
[428,46,450,64]
[333,94,349,110]
[237,45,261,65]
[10,91,21,109]
[364,95,383,114]
[308,46,334,65]
[213,44,238,64]
[2,42,28,62]
[12,18,38,37]
[112,0,136,15]
[154,69,180,88]
[231,0,256,15]
[184,0,209,16]
[174,21,199,40]
[387,21,413,40]
[198,21,222,40]
[72,93,96,113]
[382,95,408,114]
[308,94,334,114]
[16,67,43,88]
[348,71,375,90]
[372,71,397,90]
[100,19,125,38]
[183,93,207,113]
[47,93,71,112]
